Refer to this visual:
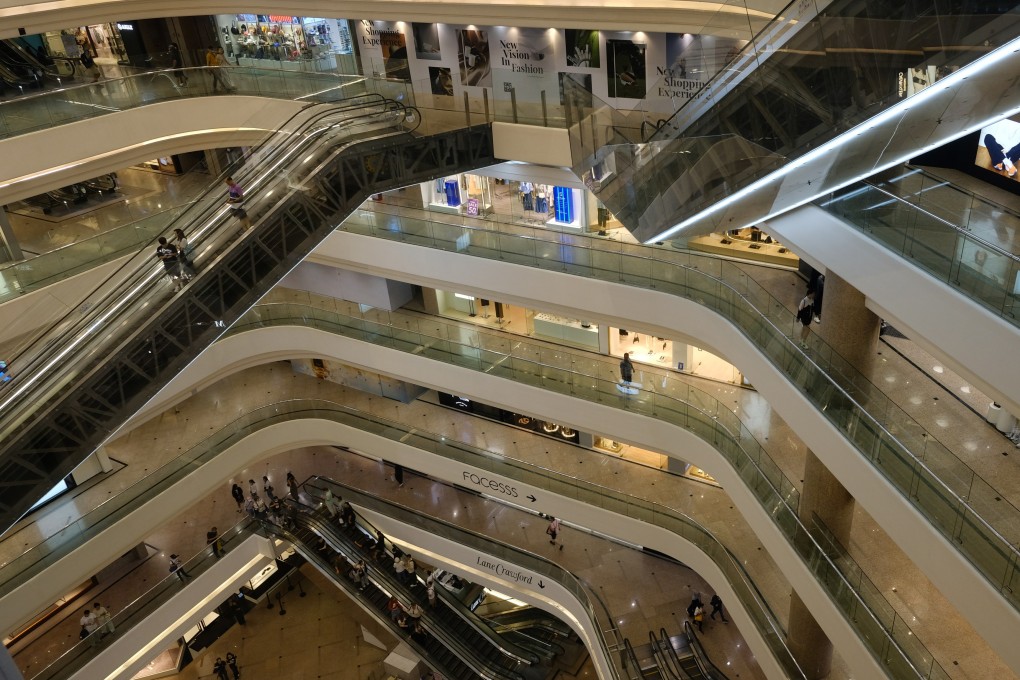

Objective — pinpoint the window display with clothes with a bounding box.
[534,185,549,214]
[520,182,534,212]
[444,179,461,207]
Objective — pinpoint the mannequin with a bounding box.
[519,182,534,213]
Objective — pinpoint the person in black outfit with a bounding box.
[225,652,240,679]
[230,483,245,512]
[213,657,228,680]
[619,352,634,384]
[709,594,729,622]
[207,526,222,558]
[155,237,184,291]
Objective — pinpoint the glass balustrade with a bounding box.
[337,207,1020,615]
[28,519,254,680]
[820,171,1020,324]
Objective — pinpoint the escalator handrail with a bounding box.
[681,622,727,680]
[282,502,527,680]
[649,630,684,680]
[654,629,693,680]
[622,639,645,680]
[298,482,541,665]
[0,95,406,453]
[828,179,1020,264]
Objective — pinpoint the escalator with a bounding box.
[299,481,540,672]
[481,606,573,661]
[567,0,1020,242]
[623,639,666,680]
[265,518,483,680]
[650,629,703,680]
[0,91,496,533]
[280,484,544,680]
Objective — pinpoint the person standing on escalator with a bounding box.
[155,237,184,291]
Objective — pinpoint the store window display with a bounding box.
[216,14,352,71]
[421,174,492,215]
[686,224,799,268]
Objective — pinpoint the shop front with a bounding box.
[410,165,590,232]
[214,14,355,73]
[437,393,718,485]
[608,328,744,385]
[685,225,799,269]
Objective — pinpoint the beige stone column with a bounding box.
[814,271,881,374]
[786,450,856,678]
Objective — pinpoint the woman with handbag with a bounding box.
[797,291,815,348]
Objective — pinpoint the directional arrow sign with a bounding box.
[527,494,537,502]
[538,580,546,589]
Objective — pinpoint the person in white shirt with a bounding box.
[80,609,99,646]
[93,602,115,635]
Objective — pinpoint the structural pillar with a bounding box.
[814,271,880,374]
[0,208,22,262]
[787,449,856,679]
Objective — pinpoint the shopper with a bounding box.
[403,554,416,586]
[546,517,562,549]
[693,604,705,633]
[94,602,115,636]
[387,596,403,622]
[811,274,825,323]
[154,237,184,291]
[231,483,245,512]
[248,478,259,499]
[262,476,276,502]
[213,657,229,680]
[79,49,101,83]
[228,596,247,626]
[394,553,406,582]
[340,500,356,528]
[286,471,299,499]
[225,651,240,679]
[207,526,223,558]
[168,42,187,86]
[619,352,634,384]
[169,554,190,581]
[406,602,424,622]
[709,594,729,623]
[214,47,236,90]
[427,581,437,608]
[225,177,252,231]
[79,608,99,646]
[797,291,815,348]
[322,487,340,517]
[172,228,194,274]
[206,46,227,92]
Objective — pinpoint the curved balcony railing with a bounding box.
[338,206,1020,616]
[26,518,255,680]
[0,386,804,679]
[227,298,944,679]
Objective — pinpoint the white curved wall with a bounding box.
[0,97,304,204]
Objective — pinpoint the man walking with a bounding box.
[226,651,241,679]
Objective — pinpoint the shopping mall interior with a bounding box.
[0,3,1019,680]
